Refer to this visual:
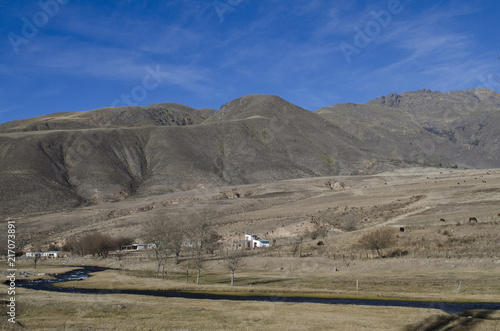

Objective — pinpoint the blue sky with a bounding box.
[1,0,499,124]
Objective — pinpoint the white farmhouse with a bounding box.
[244,233,270,249]
[120,243,156,251]
[25,251,63,258]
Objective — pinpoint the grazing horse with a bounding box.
[469,217,478,223]
[440,218,446,223]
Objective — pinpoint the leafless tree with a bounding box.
[63,236,84,256]
[63,233,131,258]
[185,217,218,284]
[342,214,358,232]
[28,234,44,269]
[143,218,171,279]
[165,219,184,265]
[357,227,395,258]
[308,216,328,240]
[85,233,115,258]
[142,217,185,279]
[222,248,246,286]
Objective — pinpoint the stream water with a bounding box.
[14,266,500,315]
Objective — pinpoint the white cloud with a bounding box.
[336,1,500,97]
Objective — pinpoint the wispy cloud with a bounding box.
[1,0,498,123]
[333,1,500,98]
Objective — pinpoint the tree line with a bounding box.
[142,216,223,282]
[62,233,133,258]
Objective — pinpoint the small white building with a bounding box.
[255,239,270,248]
[25,251,63,259]
[120,243,156,251]
[244,233,270,249]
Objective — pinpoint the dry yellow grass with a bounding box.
[4,168,500,329]
[0,284,455,331]
[52,260,500,303]
[3,259,499,330]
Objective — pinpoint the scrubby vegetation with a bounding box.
[62,233,133,258]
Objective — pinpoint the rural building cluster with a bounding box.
[232,233,270,250]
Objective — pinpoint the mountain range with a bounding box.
[1,88,499,216]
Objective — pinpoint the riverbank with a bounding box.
[2,286,453,331]
[8,256,500,303]
[3,258,500,329]
[0,263,81,282]
[4,279,500,330]
[52,256,500,304]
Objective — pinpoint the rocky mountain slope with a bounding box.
[0,103,210,132]
[0,95,394,215]
[1,89,499,216]
[316,88,500,168]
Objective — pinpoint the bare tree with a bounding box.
[341,214,358,232]
[185,217,218,284]
[308,216,328,240]
[84,233,114,258]
[63,233,131,258]
[63,236,83,256]
[28,234,44,269]
[222,248,246,286]
[357,227,395,258]
[165,219,184,265]
[143,218,171,279]
[143,218,184,279]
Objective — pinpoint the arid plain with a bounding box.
[2,90,500,329]
[2,167,500,330]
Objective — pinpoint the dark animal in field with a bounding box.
[469,217,478,223]
[498,213,500,217]
[400,227,405,232]
[440,218,446,223]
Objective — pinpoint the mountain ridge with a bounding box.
[316,88,500,169]
[1,88,499,216]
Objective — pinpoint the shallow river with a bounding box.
[15,266,500,315]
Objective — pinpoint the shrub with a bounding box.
[63,233,132,257]
[357,227,395,258]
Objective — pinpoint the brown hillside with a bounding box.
[0,95,397,215]
[316,88,500,168]
[0,103,205,132]
[2,89,499,216]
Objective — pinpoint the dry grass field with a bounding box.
[2,262,500,330]
[0,285,455,331]
[3,167,500,329]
